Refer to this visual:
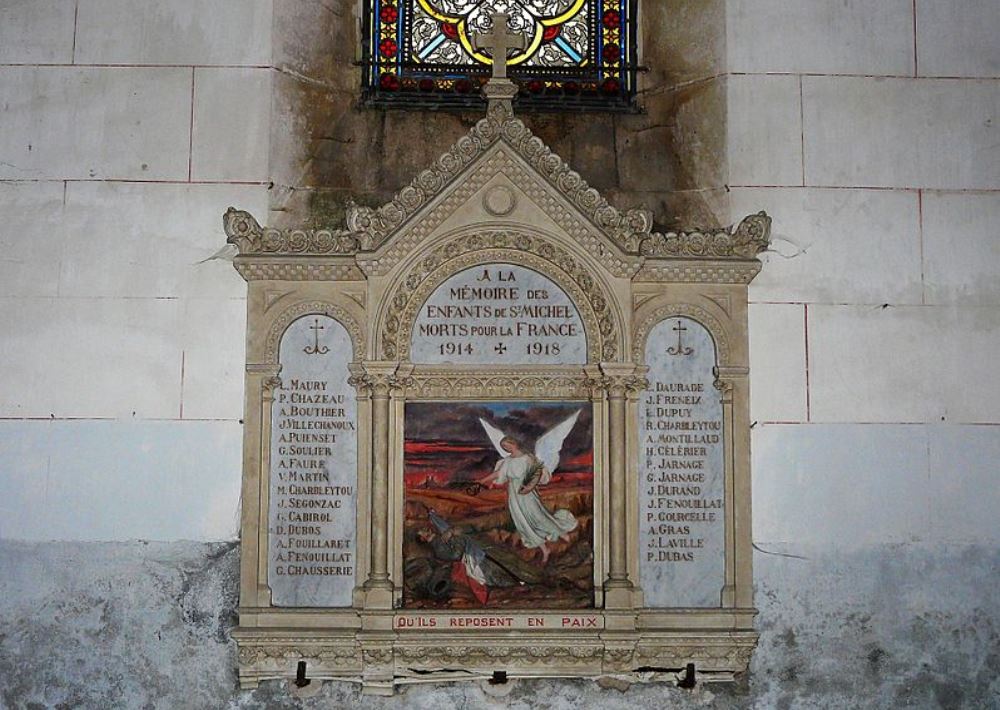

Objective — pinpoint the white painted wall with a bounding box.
[0,0,272,540]
[1,0,997,552]
[731,0,1000,549]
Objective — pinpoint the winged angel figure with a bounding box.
[478,410,581,564]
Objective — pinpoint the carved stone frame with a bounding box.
[238,298,371,614]
[226,96,768,694]
[375,228,625,363]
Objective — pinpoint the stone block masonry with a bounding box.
[0,0,272,542]
[0,0,997,704]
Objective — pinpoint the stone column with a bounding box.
[361,361,399,609]
[625,364,649,606]
[599,362,643,609]
[348,362,372,608]
[715,365,751,608]
[240,363,280,608]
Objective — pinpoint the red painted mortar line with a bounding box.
[1,65,991,78]
[9,419,995,426]
[654,73,727,93]
[179,351,186,420]
[70,0,79,65]
[0,63,272,69]
[0,63,990,79]
[0,179,268,185]
[757,421,1000,427]
[0,417,243,422]
[752,421,1000,427]
[730,185,1000,193]
[729,71,1000,81]
[0,296,246,302]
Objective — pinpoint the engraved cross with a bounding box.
[474,13,526,80]
[667,320,694,356]
[303,318,330,356]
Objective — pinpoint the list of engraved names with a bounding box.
[642,381,721,561]
[268,316,357,607]
[639,318,725,607]
[272,378,354,577]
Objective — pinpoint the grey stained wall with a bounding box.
[2,540,997,708]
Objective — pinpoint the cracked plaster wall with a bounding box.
[1,541,997,708]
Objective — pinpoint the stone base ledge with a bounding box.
[233,620,758,694]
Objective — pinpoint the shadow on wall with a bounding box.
[267,0,730,233]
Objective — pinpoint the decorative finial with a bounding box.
[473,13,523,109]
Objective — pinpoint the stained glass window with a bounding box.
[362,0,637,110]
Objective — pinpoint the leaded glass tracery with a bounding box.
[363,0,637,110]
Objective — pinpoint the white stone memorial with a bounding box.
[226,68,770,691]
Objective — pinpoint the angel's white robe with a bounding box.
[495,454,577,548]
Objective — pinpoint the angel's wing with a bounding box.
[534,409,581,475]
[479,418,510,458]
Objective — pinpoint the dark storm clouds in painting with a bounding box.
[405,402,593,479]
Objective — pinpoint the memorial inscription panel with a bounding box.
[267,315,357,607]
[410,263,586,365]
[639,317,725,607]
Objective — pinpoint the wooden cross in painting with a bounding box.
[473,13,527,80]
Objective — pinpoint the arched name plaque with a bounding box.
[224,92,770,694]
[267,314,357,608]
[639,317,725,608]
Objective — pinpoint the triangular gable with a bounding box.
[346,103,652,278]
[223,102,770,284]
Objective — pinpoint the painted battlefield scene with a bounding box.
[403,401,594,609]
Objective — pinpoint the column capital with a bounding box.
[712,366,747,402]
[713,365,749,380]
[246,363,281,376]
[356,361,413,396]
[347,362,369,395]
[583,364,606,399]
[249,364,283,395]
[598,363,648,398]
[713,378,734,399]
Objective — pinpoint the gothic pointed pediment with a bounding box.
[222,101,771,284]
[345,102,652,277]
